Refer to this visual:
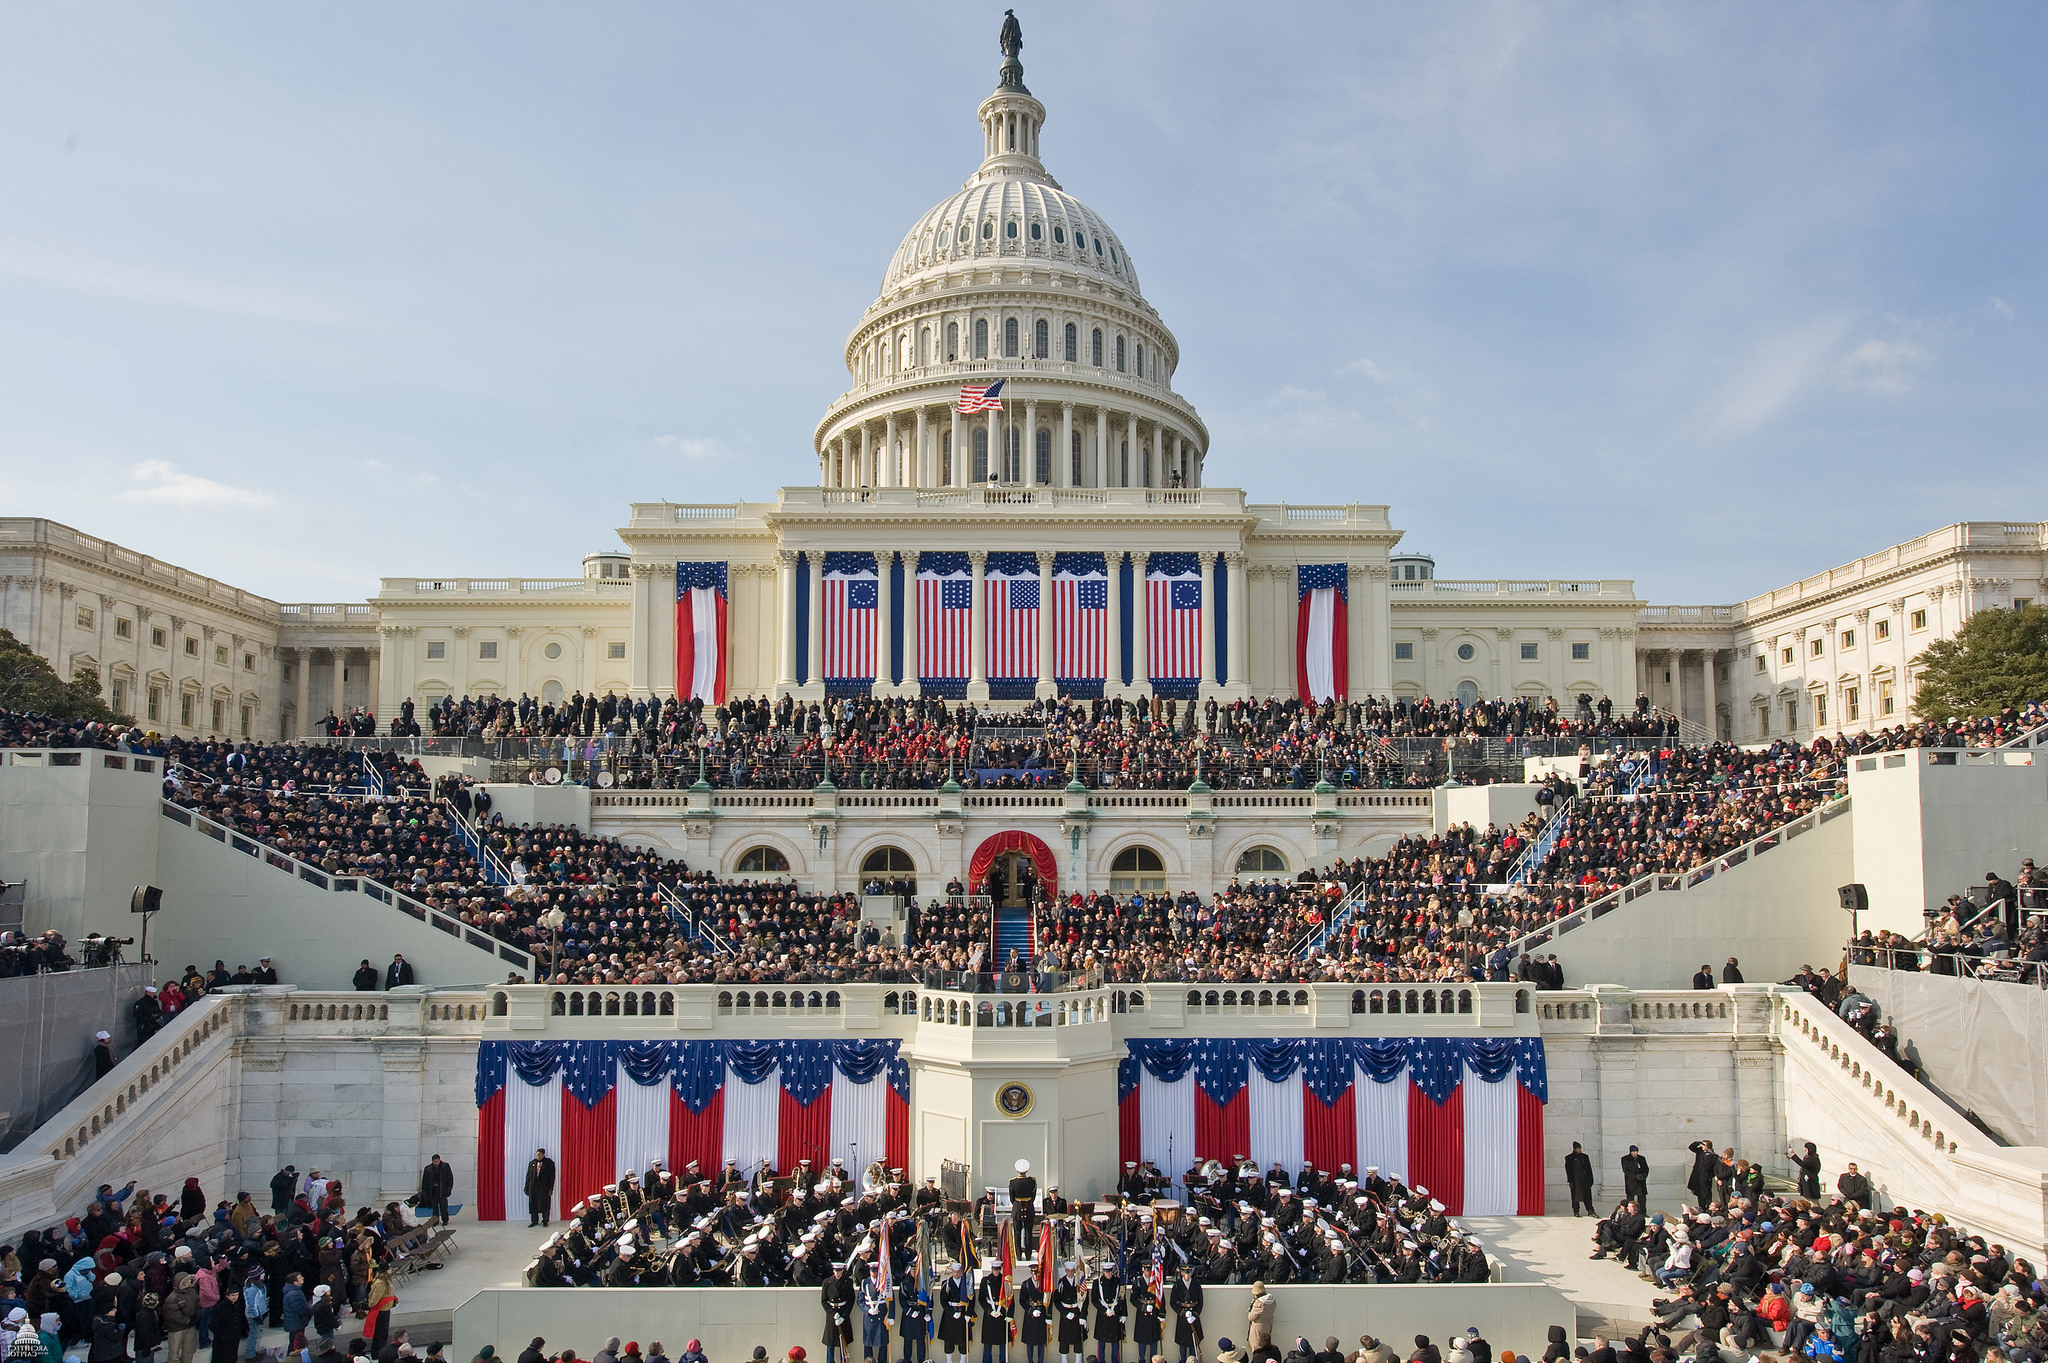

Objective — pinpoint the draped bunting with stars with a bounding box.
[1116,1037,1546,1216]
[474,1039,909,1222]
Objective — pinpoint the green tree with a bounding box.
[1911,603,2048,721]
[0,627,120,722]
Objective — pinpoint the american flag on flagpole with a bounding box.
[1146,1232,1165,1302]
[958,379,1005,413]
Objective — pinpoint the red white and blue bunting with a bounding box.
[1117,1037,1547,1216]
[474,1040,909,1222]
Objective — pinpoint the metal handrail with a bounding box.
[1504,799,1573,887]
[658,882,735,957]
[443,801,513,887]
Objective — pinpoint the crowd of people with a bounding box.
[0,1162,460,1363]
[1578,1135,2044,1362]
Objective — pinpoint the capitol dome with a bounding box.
[813,18,1207,494]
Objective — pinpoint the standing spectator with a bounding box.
[1721,958,1744,984]
[1620,1146,1648,1205]
[1564,1143,1595,1217]
[523,1150,556,1229]
[251,959,278,986]
[162,1273,198,1363]
[92,1031,115,1080]
[385,956,415,989]
[1836,1162,1872,1207]
[280,1275,310,1351]
[206,1287,244,1363]
[417,1156,454,1227]
[1790,1142,1822,1200]
[352,962,379,992]
[1690,965,1713,990]
[269,1168,297,1216]
[133,988,163,1042]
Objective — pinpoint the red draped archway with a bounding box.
[968,830,1058,901]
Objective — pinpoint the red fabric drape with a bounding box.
[886,1087,910,1173]
[675,597,693,709]
[1295,592,1313,704]
[967,830,1058,900]
[1515,1083,1547,1216]
[474,1087,506,1221]
[778,1091,833,1174]
[1303,1087,1356,1175]
[1194,1089,1248,1165]
[1407,1084,1465,1215]
[558,1088,616,1214]
[668,1087,723,1185]
[1119,1090,1141,1169]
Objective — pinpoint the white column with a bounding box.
[883,414,897,487]
[294,647,311,737]
[366,648,381,727]
[968,549,989,701]
[901,550,921,696]
[1367,567,1393,697]
[776,552,798,689]
[1198,550,1218,692]
[1035,550,1056,699]
[1059,402,1073,488]
[914,408,928,489]
[1703,647,1719,741]
[629,564,655,697]
[807,551,825,693]
[875,551,894,692]
[1226,553,1249,697]
[330,647,346,719]
[1023,398,1039,487]
[1130,550,1150,692]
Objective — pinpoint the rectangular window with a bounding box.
[426,641,447,660]
[1571,642,1590,661]
[147,687,162,722]
[151,627,166,648]
[1840,629,1855,648]
[1780,646,1794,665]
[114,618,131,638]
[1810,638,1825,658]
[244,652,255,672]
[214,645,228,665]
[1879,679,1895,716]
[607,641,627,659]
[1755,653,1767,673]
[1520,642,1538,660]
[240,705,252,738]
[184,637,199,656]
[2016,597,2034,610]
[1758,707,1769,736]
[1815,694,1827,727]
[1911,609,1928,630]
[179,694,194,727]
[478,641,499,660]
[76,605,94,628]
[1785,698,1799,730]
[210,698,224,732]
[111,680,127,714]
[1874,619,1889,640]
[1394,641,1413,661]
[1846,686,1861,722]
[1115,335,1126,372]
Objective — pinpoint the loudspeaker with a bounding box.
[1837,883,1868,913]
[131,885,162,914]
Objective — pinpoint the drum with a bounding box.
[1152,1200,1183,1228]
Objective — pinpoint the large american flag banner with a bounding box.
[958,379,1005,413]
[475,1039,909,1221]
[1146,552,1204,686]
[1297,564,1349,703]
[674,562,727,704]
[1053,552,1108,686]
[823,551,878,688]
[916,551,972,693]
[984,552,1040,682]
[1118,1035,1546,1216]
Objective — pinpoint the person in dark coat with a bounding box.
[88,1304,130,1363]
[269,1168,298,1215]
[976,1266,1011,1363]
[1053,1267,1088,1363]
[206,1290,245,1363]
[384,956,414,989]
[896,1281,931,1363]
[1090,1266,1125,1363]
[936,1266,974,1362]
[1129,1282,1162,1358]
[1169,1267,1203,1363]
[1016,1273,1048,1363]
[1564,1143,1595,1216]
[1684,1141,1719,1207]
[821,1264,857,1363]
[1620,1146,1648,1206]
[417,1156,454,1226]
[92,1031,117,1080]
[1791,1143,1823,1200]
[523,1150,557,1228]
[351,962,379,992]
[1721,958,1744,984]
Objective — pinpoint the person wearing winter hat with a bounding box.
[1214,1342,1243,1363]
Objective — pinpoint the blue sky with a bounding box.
[1,4,2040,604]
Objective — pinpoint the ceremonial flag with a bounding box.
[1036,1221,1055,1295]
[958,380,1005,413]
[999,1220,1016,1313]
[917,552,973,690]
[985,552,1040,682]
[1146,552,1203,683]
[674,562,728,704]
[823,552,879,686]
[875,1216,893,1295]
[1053,552,1108,685]
[1297,564,1349,703]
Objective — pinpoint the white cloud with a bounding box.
[1835,338,1933,396]
[1700,318,1847,437]
[651,435,734,461]
[0,238,352,327]
[116,460,273,509]
[1343,356,1392,383]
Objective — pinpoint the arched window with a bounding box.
[1070,430,1084,486]
[1235,846,1288,874]
[917,327,929,366]
[942,430,953,485]
[1035,428,1052,484]
[1091,328,1103,367]
[542,679,565,706]
[737,845,789,874]
[1034,319,1049,359]
[1119,440,1129,487]
[974,319,989,359]
[1116,336,1126,372]
[1110,845,1167,893]
[1029,220,1042,241]
[1006,220,1018,239]
[1456,680,1479,707]
[1004,317,1019,358]
[973,428,990,482]
[981,220,994,241]
[1064,322,1078,362]
[862,846,917,876]
[1136,343,1145,377]
[947,322,959,362]
[1053,225,1066,245]
[1075,230,1087,251]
